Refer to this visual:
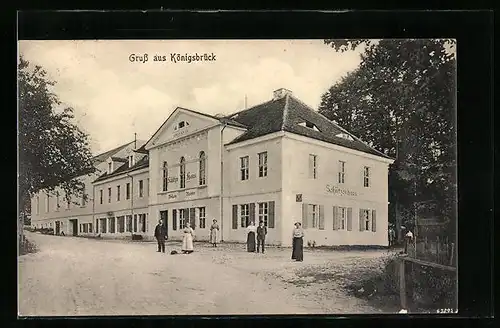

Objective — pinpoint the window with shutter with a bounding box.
[302,203,308,229]
[371,210,377,232]
[232,205,238,229]
[332,206,338,230]
[347,207,353,231]
[268,201,275,228]
[318,205,325,230]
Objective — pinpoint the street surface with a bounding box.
[19,232,395,316]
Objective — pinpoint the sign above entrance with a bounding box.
[325,184,358,197]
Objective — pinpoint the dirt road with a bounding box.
[18,232,395,316]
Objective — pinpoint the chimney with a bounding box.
[273,88,292,100]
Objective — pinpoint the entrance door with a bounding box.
[69,219,78,236]
[189,208,196,229]
[160,210,168,238]
[55,221,60,235]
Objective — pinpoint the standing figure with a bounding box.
[246,221,257,252]
[181,221,195,254]
[154,219,166,253]
[291,222,304,262]
[404,228,414,254]
[209,218,220,247]
[256,221,267,253]
[388,225,396,247]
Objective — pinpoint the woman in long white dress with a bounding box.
[181,221,195,254]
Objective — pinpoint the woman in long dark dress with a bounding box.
[246,221,257,252]
[291,222,304,261]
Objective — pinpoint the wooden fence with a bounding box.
[407,236,456,267]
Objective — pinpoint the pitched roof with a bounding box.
[225,94,393,160]
[142,106,248,153]
[92,141,135,163]
[93,155,149,183]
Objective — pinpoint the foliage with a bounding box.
[19,236,38,255]
[18,56,95,212]
[321,39,457,239]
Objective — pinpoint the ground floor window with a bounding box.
[301,203,324,229]
[179,209,186,229]
[108,217,116,233]
[333,206,352,231]
[198,207,206,229]
[258,202,269,227]
[133,215,138,232]
[126,215,132,232]
[89,223,92,233]
[240,204,250,227]
[359,209,377,232]
[100,218,107,233]
[117,216,125,233]
[139,214,147,233]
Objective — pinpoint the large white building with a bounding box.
[30,88,394,246]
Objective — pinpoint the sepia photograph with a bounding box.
[18,38,458,316]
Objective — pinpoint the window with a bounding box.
[100,218,107,233]
[117,185,121,201]
[258,152,268,177]
[133,215,138,232]
[339,207,347,230]
[162,161,168,191]
[126,215,132,232]
[240,204,250,227]
[108,162,112,174]
[56,192,60,210]
[108,187,112,203]
[140,214,147,233]
[198,207,206,229]
[180,157,186,188]
[199,151,206,185]
[89,223,93,233]
[108,217,116,233]
[363,209,370,231]
[258,202,269,227]
[179,209,186,229]
[309,204,319,228]
[81,188,86,206]
[80,224,82,233]
[240,156,249,180]
[45,193,50,212]
[338,161,346,184]
[178,121,185,129]
[363,166,370,187]
[126,183,130,200]
[100,190,103,204]
[309,154,317,179]
[139,180,144,197]
[83,224,88,233]
[117,216,125,233]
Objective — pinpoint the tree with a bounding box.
[18,56,95,217]
[320,39,457,238]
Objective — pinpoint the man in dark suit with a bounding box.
[154,219,167,253]
[256,220,267,254]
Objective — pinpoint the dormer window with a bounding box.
[336,132,354,141]
[128,155,134,167]
[298,121,320,132]
[108,162,112,174]
[176,121,189,130]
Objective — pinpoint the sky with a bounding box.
[18,40,365,154]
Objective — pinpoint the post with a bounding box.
[414,180,418,259]
[399,258,407,310]
[436,236,441,263]
[449,243,455,266]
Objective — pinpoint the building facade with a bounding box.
[30,88,394,246]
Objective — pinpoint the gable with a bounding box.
[145,108,219,150]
